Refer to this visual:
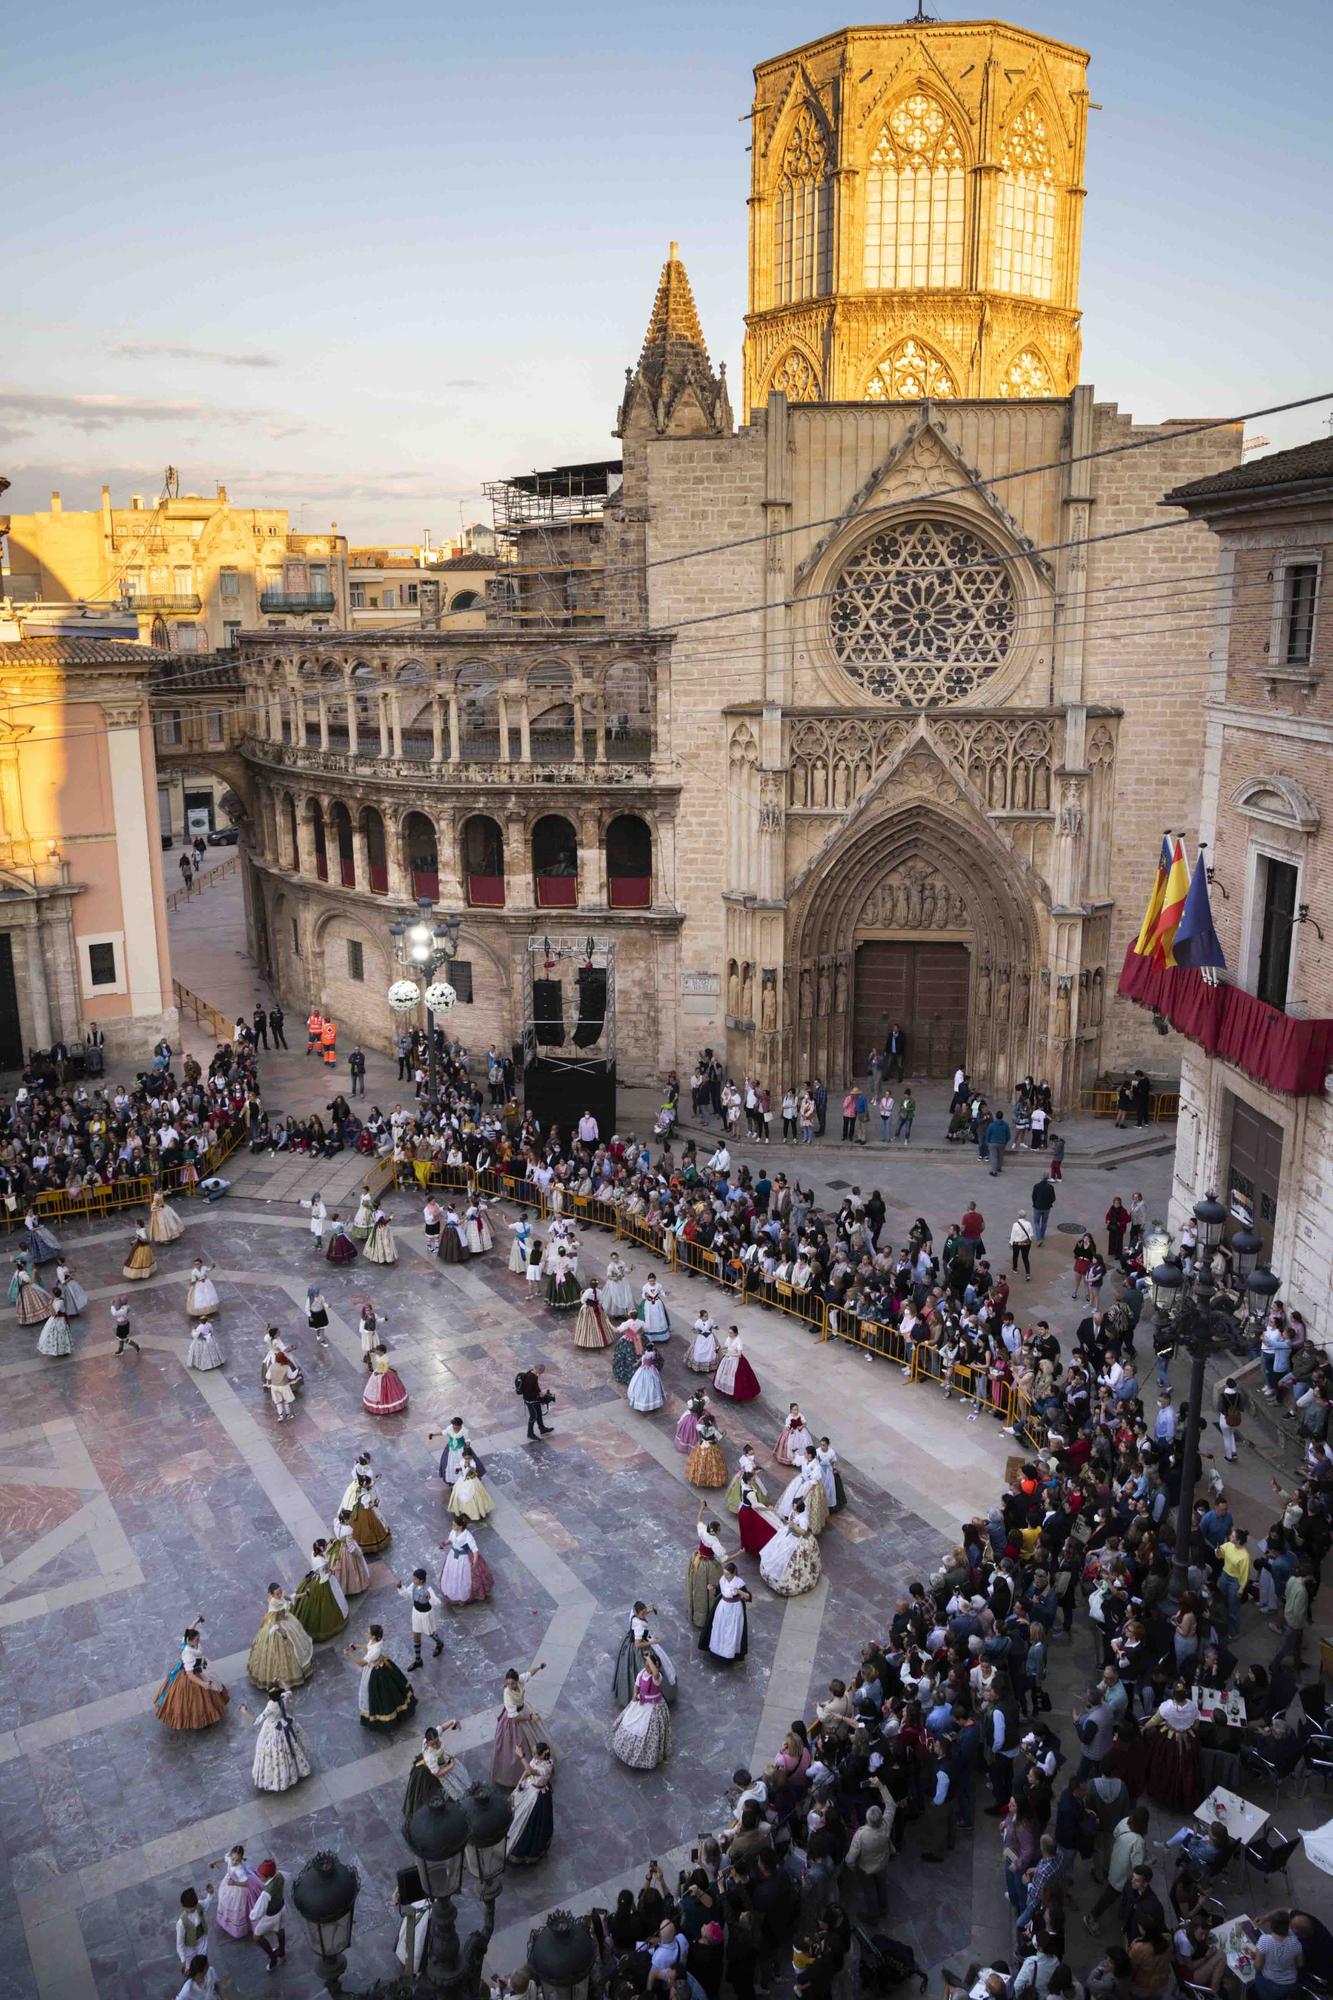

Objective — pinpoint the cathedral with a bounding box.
[234,14,1241,1106]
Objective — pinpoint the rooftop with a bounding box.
[1165,435,1333,505]
[0,634,164,665]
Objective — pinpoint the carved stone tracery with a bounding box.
[786,711,1058,813]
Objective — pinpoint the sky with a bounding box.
[3,0,1331,544]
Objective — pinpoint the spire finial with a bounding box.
[669,240,679,261]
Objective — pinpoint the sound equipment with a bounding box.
[523,1058,616,1138]
[531,979,565,1048]
[573,966,608,1048]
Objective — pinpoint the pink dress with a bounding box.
[216,1862,263,1938]
[363,1356,409,1415]
[674,1403,705,1453]
[713,1336,760,1401]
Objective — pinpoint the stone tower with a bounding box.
[743,20,1090,410]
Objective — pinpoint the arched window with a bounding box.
[462,814,505,907]
[997,347,1055,399]
[403,810,438,900]
[396,662,433,759]
[606,814,652,908]
[456,660,499,759]
[768,348,821,402]
[864,337,957,401]
[329,801,355,887]
[774,107,832,305]
[532,814,578,907]
[864,93,965,289]
[284,794,299,870]
[992,101,1057,300]
[449,590,480,612]
[363,806,388,893]
[308,799,328,881]
[527,660,576,760]
[603,659,654,762]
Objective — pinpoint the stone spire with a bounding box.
[616,242,732,439]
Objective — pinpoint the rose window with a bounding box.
[828,517,1017,706]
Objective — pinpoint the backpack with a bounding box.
[514,1373,528,1396]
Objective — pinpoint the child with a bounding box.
[111,1295,140,1355]
[396,1568,444,1668]
[525,1238,543,1291]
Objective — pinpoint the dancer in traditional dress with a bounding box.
[154,1618,229,1729]
[506,1745,554,1864]
[573,1281,609,1349]
[402,1721,466,1817]
[774,1402,813,1467]
[330,1510,372,1596]
[640,1273,670,1343]
[267,1347,298,1420]
[55,1260,88,1316]
[759,1498,822,1596]
[725,1445,772,1513]
[778,1448,829,1533]
[525,1237,544,1292]
[507,1210,533,1275]
[249,1858,288,1967]
[713,1325,760,1401]
[124,1221,156,1282]
[464,1199,491,1256]
[816,1437,846,1513]
[342,1457,391,1554]
[685,1412,728,1489]
[215,1846,262,1939]
[395,1568,445,1667]
[438,1522,494,1603]
[427,1418,470,1491]
[8,1253,33,1304]
[306,1285,330,1346]
[326,1215,358,1265]
[699,1563,750,1664]
[187,1313,226,1372]
[246,1688,312,1791]
[148,1189,185,1244]
[260,1327,303,1395]
[291,1540,350,1641]
[348,1622,417,1730]
[447,1451,494,1523]
[611,1315,645,1386]
[491,1662,548,1787]
[12,1260,52,1325]
[686,1310,720,1374]
[186,1257,219,1317]
[300,1193,328,1252]
[364,1204,398,1265]
[736,1477,782,1559]
[364,1344,409,1414]
[22,1208,62,1264]
[546,1236,581,1311]
[674,1389,708,1454]
[687,1506,732,1630]
[349,1185,375,1241]
[626,1345,664,1413]
[358,1301,386,1370]
[247,1584,315,1687]
[612,1603,677,1707]
[601,1253,634,1319]
[36,1289,72,1358]
[611,1651,672,1770]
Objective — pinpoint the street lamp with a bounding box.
[1150,1191,1282,1603]
[388,900,461,1109]
[292,1849,360,1992]
[528,1910,597,2000]
[399,1786,507,2000]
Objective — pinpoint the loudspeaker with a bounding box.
[573,966,608,1048]
[524,1058,617,1139]
[531,979,565,1048]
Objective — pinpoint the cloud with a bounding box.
[0,390,302,437]
[441,378,484,390]
[111,341,280,369]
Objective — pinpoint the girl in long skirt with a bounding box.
[611,1654,672,1770]
[306,1285,330,1345]
[403,1721,466,1817]
[612,1604,678,1708]
[291,1541,350,1641]
[546,1242,581,1311]
[348,1623,417,1730]
[686,1312,720,1374]
[464,1201,489,1256]
[8,1253,35,1304]
[187,1314,226,1371]
[439,1524,494,1603]
[601,1254,635,1319]
[699,1566,750,1663]
[154,1619,229,1729]
[686,1415,728,1489]
[611,1317,644,1386]
[816,1438,846,1512]
[687,1509,730,1630]
[491,1663,548,1787]
[508,1212,532,1275]
[326,1216,358,1264]
[246,1686,312,1792]
[260,1328,303,1395]
[247,1584,315,1687]
[148,1190,185,1244]
[22,1209,62,1264]
[330,1511,372,1596]
[342,1461,391,1554]
[349,1186,375,1240]
[778,1451,829,1534]
[440,1205,468,1263]
[713,1327,760,1401]
[447,1453,495,1524]
[759,1501,822,1597]
[774,1403,813,1466]
[124,1223,156,1282]
[55,1261,88,1315]
[506,1746,554,1863]
[12,1264,52,1325]
[422,1197,443,1256]
[675,1390,708,1454]
[639,1275,670,1343]
[725,1446,772,1513]
[185,1258,219,1316]
[428,1418,470,1490]
[736,1479,781,1558]
[364,1207,398,1265]
[364,1345,409,1415]
[36,1294,72,1358]
[626,1348,664,1413]
[215,1846,262,1938]
[573,1283,609,1349]
[525,1238,544,1293]
[358,1301,384,1370]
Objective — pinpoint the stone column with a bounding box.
[571,692,586,764]
[317,695,329,750]
[446,691,460,762]
[345,690,358,755]
[518,691,531,764]
[579,809,605,909]
[430,698,443,763]
[352,816,369,891]
[377,695,390,758]
[389,691,403,759]
[437,810,464,906]
[592,689,606,764]
[496,690,511,763]
[386,816,408,900]
[503,812,528,904]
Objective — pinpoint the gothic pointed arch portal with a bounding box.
[786,802,1042,1092]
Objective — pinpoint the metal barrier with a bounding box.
[1080,1086,1179,1123]
[172,978,234,1042]
[4,1118,248,1235]
[165,851,239,913]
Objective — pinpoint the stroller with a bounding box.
[855,1931,928,1996]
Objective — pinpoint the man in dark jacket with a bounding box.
[1031,1174,1056,1241]
[516,1365,553,1439]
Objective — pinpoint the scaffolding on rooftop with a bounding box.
[483,459,622,630]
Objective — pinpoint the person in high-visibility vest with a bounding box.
[321,1018,338,1067]
[306,1009,323,1055]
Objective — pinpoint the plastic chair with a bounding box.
[1303,1732,1333,1794]
[1242,1826,1299,1899]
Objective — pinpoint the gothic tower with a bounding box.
[742,21,1090,410]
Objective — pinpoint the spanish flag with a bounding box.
[1133,835,1172,956]
[1150,836,1191,967]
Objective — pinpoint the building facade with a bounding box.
[347,547,496,629]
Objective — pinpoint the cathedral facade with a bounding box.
[234,16,1241,1107]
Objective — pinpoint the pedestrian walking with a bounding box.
[348,1045,367,1096]
[1010,1213,1034,1280]
[896,1089,916,1144]
[269,1005,287,1049]
[985,1111,1011,1175]
[1031,1174,1056,1242]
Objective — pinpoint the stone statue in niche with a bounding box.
[740,963,754,1022]
[976,959,991,1017]
[760,969,777,1030]
[727,962,740,1015]
[1055,975,1072,1041]
[800,965,814,1018]
[834,960,848,1014]
[996,964,1011,1018]
[1016,971,1030,1029]
[817,960,831,1014]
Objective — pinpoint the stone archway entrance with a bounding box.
[852,939,970,1078]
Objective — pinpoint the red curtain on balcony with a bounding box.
[1117,944,1333,1096]
[537,876,577,907]
[368,863,388,894]
[339,857,355,888]
[467,875,505,907]
[608,876,651,908]
[411,868,439,901]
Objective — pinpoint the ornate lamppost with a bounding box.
[1148,1192,1281,1603]
[387,900,461,1109]
[292,1849,361,1993]
[527,1909,598,2000]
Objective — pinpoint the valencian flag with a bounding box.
[1133,834,1173,956]
[1173,852,1227,971]
[1148,836,1190,966]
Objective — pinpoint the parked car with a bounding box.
[206,824,239,846]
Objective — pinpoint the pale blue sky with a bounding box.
[3,0,1330,541]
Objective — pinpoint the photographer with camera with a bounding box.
[515,1363,555,1440]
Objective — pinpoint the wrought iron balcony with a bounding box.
[259,590,337,613]
[121,592,201,613]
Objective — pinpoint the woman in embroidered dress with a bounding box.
[685,1311,719,1375]
[736,1477,782,1559]
[611,1316,645,1386]
[525,1237,544,1293]
[342,1457,391,1554]
[573,1281,609,1349]
[363,1344,409,1414]
[699,1563,751,1664]
[601,1252,634,1319]
[546,1238,581,1311]
[247,1583,315,1687]
[447,1451,495,1524]
[491,1662,548,1787]
[402,1720,466,1817]
[364,1205,398,1265]
[778,1449,829,1534]
[685,1412,728,1490]
[440,1204,468,1264]
[816,1437,846,1512]
[1143,1681,1203,1810]
[123,1221,156,1281]
[348,1622,417,1731]
[421,1196,443,1257]
[187,1312,226,1372]
[22,1207,62,1265]
[291,1540,350,1641]
[626,1346,664,1414]
[612,1602,677,1707]
[713,1326,760,1401]
[428,1418,470,1492]
[759,1498,822,1597]
[506,1744,555,1864]
[349,1185,376,1241]
[12,1260,52,1325]
[687,1507,731,1629]
[463,1200,488,1256]
[330,1510,372,1596]
[154,1617,229,1729]
[774,1402,813,1467]
[325,1214,358,1264]
[260,1327,303,1395]
[305,1285,330,1345]
[639,1273,670,1343]
[185,1257,219,1316]
[725,1445,772,1513]
[358,1301,386,1370]
[438,1523,495,1603]
[54,1260,88,1316]
[674,1389,709,1454]
[215,1846,262,1939]
[246,1684,312,1792]
[611,1652,672,1770]
[36,1289,73,1358]
[507,1210,532,1275]
[148,1189,185,1244]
